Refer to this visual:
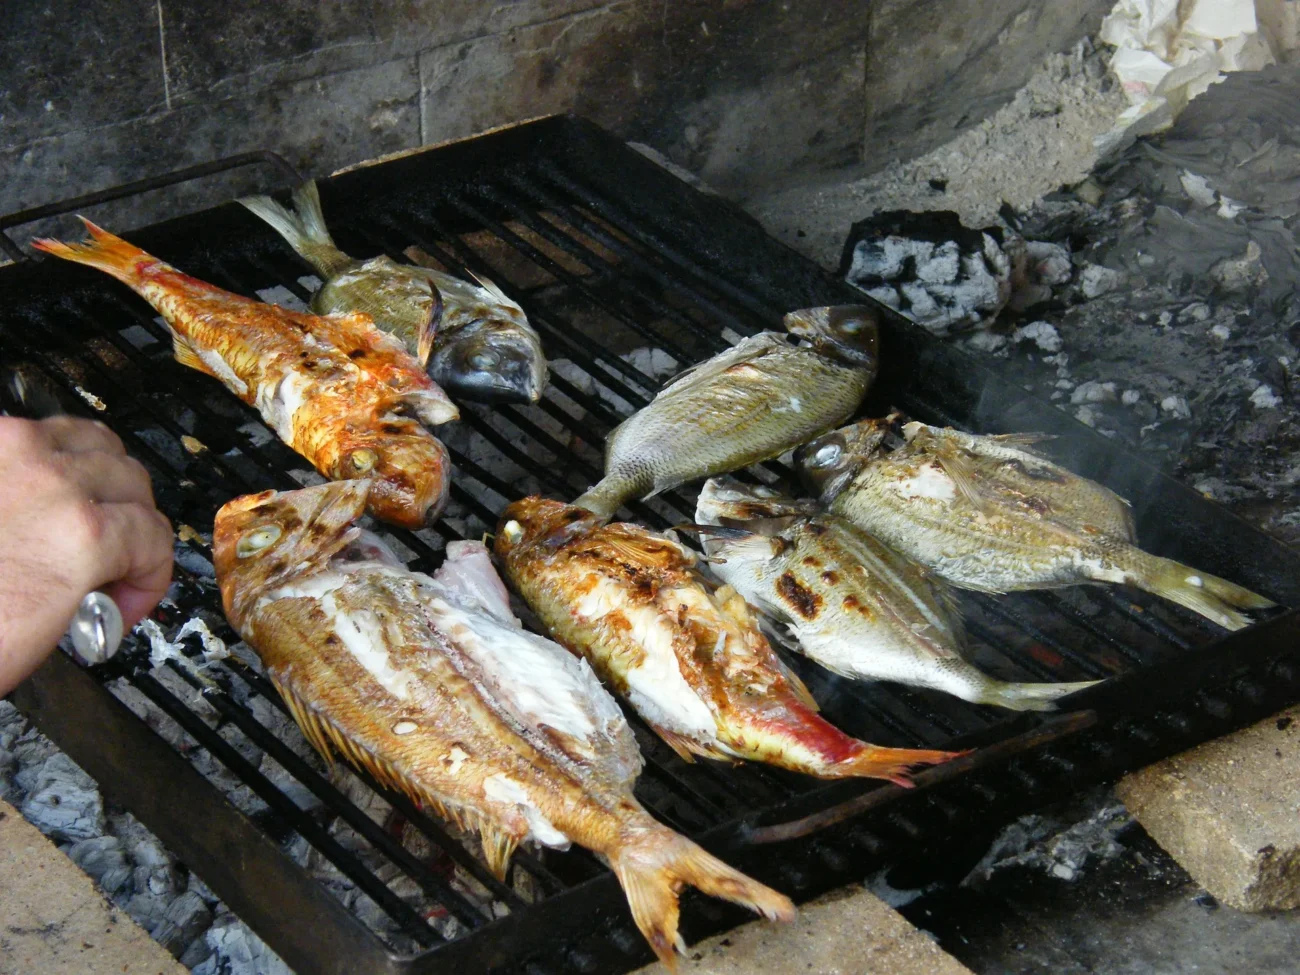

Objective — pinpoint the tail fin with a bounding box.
[31,218,154,287]
[1129,552,1274,631]
[974,679,1101,712]
[239,181,351,276]
[838,744,963,787]
[610,827,794,970]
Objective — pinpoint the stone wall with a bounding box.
[0,0,1111,242]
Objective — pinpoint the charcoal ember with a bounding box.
[840,210,1015,335]
[17,752,104,841]
[150,890,213,958]
[66,835,132,895]
[191,912,294,975]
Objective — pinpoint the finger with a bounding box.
[53,450,155,507]
[40,416,126,455]
[78,503,174,630]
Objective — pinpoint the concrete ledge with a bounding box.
[636,885,972,975]
[0,798,185,975]
[1116,705,1300,911]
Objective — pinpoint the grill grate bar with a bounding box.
[126,666,443,946]
[970,594,1113,680]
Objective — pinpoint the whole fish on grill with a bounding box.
[573,305,880,520]
[239,181,548,404]
[214,480,793,967]
[34,220,457,529]
[495,496,960,784]
[693,477,1101,711]
[798,417,1275,630]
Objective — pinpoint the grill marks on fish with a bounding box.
[31,220,456,528]
[696,477,1105,712]
[775,571,822,619]
[214,483,792,966]
[496,496,960,784]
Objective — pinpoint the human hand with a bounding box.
[0,417,173,695]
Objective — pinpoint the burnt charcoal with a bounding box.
[66,835,132,895]
[17,752,104,841]
[151,891,214,958]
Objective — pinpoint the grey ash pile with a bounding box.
[851,65,1300,547]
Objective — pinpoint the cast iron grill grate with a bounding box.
[5,117,1300,975]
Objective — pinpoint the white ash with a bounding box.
[1077,263,1124,298]
[1070,381,1118,405]
[1013,321,1062,353]
[964,796,1133,887]
[1122,389,1143,406]
[1251,385,1283,410]
[16,752,105,842]
[191,912,294,975]
[1160,395,1192,420]
[965,331,1008,355]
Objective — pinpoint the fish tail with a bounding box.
[239,180,352,276]
[1125,550,1274,630]
[574,475,641,522]
[610,826,794,970]
[972,679,1101,712]
[839,744,963,787]
[31,218,156,287]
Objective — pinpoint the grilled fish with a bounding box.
[214,480,792,967]
[799,418,1275,630]
[694,478,1100,711]
[495,496,960,784]
[573,305,880,520]
[34,220,457,530]
[240,181,548,404]
[33,221,457,529]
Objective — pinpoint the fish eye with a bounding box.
[237,524,282,558]
[468,350,499,371]
[502,520,524,543]
[348,449,378,473]
[809,442,842,469]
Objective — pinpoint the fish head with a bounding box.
[796,418,891,500]
[495,496,603,559]
[213,480,372,624]
[330,424,451,529]
[783,305,880,373]
[695,478,811,560]
[430,318,548,404]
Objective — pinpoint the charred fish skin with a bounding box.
[31,220,455,529]
[573,305,881,521]
[239,182,549,405]
[800,418,1275,631]
[694,477,1100,712]
[214,481,793,968]
[494,496,960,785]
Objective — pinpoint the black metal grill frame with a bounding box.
[5,116,1300,975]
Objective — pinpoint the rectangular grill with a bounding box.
[5,116,1300,975]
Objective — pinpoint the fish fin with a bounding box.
[1121,550,1274,630]
[651,726,734,764]
[837,745,964,787]
[480,825,519,882]
[413,279,442,368]
[932,444,987,510]
[657,332,785,393]
[773,654,820,711]
[973,679,1102,711]
[609,825,794,970]
[170,334,217,377]
[600,530,692,570]
[989,431,1055,446]
[465,268,515,307]
[270,676,336,768]
[32,218,154,287]
[398,385,459,425]
[239,181,352,276]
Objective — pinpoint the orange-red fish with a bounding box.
[214,480,792,967]
[33,219,456,528]
[495,497,961,785]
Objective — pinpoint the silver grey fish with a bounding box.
[798,418,1275,630]
[694,477,1100,711]
[574,306,880,520]
[240,181,547,404]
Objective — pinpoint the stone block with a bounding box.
[862,0,1113,169]
[0,1,165,149]
[1115,705,1300,911]
[635,885,972,975]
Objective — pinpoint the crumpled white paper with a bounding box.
[1096,0,1279,156]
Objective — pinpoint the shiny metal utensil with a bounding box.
[1,366,127,664]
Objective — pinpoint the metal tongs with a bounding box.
[1,366,125,665]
